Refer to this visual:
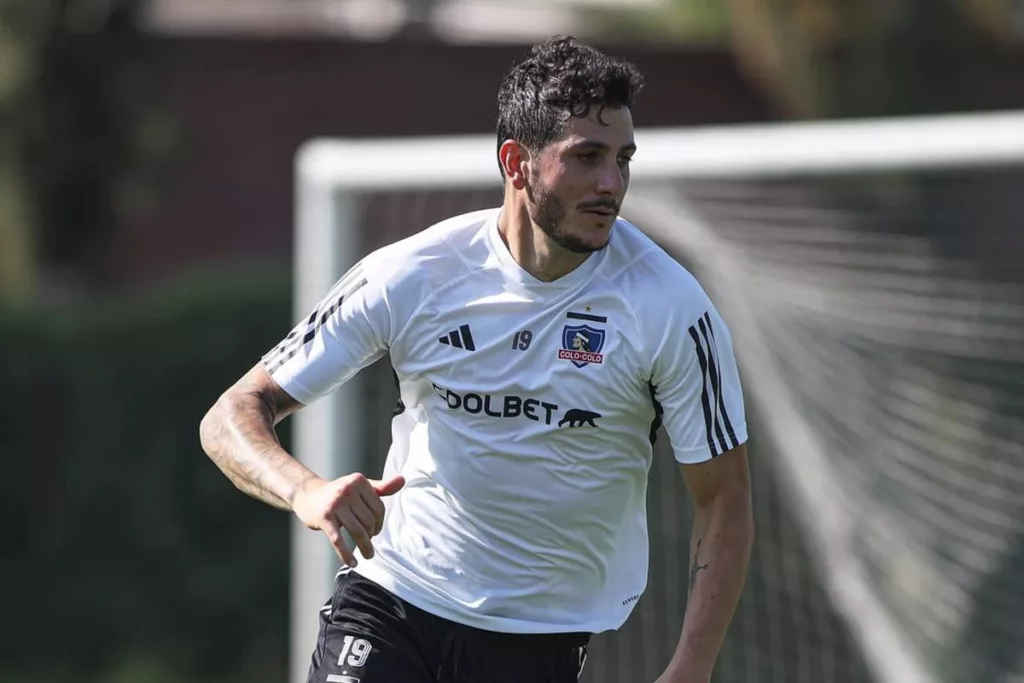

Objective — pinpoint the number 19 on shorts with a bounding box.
[338,634,372,668]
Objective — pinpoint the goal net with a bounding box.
[290,111,1024,683]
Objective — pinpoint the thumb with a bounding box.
[371,474,406,497]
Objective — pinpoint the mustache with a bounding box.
[577,200,620,212]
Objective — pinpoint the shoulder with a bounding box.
[602,217,713,325]
[361,207,497,294]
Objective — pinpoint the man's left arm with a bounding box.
[657,443,754,683]
[641,277,753,683]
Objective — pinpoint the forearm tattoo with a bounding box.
[201,391,312,510]
[689,537,709,595]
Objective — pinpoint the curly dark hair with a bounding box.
[496,36,645,178]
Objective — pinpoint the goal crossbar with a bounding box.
[299,109,1024,189]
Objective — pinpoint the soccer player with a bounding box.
[200,36,753,683]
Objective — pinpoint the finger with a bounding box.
[350,500,377,540]
[359,487,387,535]
[337,508,376,560]
[321,515,358,567]
[371,475,406,497]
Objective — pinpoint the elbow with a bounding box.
[199,394,230,457]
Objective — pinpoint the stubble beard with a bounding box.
[525,176,606,255]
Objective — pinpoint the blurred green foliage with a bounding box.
[0,0,174,303]
[587,0,1022,119]
[0,265,294,683]
[585,0,730,45]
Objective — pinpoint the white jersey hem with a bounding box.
[672,428,750,464]
[352,557,613,635]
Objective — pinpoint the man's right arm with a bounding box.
[199,363,315,511]
[200,362,405,567]
[202,256,407,566]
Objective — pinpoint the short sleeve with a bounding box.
[261,260,390,405]
[649,298,748,464]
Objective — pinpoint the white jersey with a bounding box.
[263,207,747,635]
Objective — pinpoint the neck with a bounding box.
[497,197,590,283]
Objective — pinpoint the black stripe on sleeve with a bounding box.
[703,312,739,449]
[698,316,731,455]
[688,325,718,457]
[266,329,317,374]
[264,308,321,372]
[263,272,368,373]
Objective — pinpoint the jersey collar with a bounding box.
[485,208,607,290]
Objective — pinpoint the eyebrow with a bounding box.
[569,139,638,154]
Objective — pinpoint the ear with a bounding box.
[499,139,530,190]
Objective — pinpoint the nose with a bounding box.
[595,159,625,196]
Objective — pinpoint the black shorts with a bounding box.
[306,570,590,683]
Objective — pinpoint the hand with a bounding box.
[291,472,406,567]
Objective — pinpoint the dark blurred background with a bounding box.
[2,1,1024,682]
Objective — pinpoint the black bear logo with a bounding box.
[558,409,602,428]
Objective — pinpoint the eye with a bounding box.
[617,156,633,168]
[577,151,599,163]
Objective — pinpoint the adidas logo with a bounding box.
[438,324,476,351]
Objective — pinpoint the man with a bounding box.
[200,36,754,683]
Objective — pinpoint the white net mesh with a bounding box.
[629,167,1024,683]
[314,144,1024,683]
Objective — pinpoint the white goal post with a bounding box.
[289,110,1024,683]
